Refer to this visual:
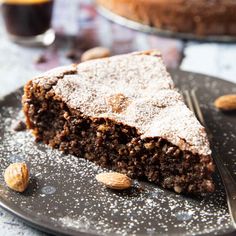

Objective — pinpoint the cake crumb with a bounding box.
[12,120,26,132]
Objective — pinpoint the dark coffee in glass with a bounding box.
[1,0,55,45]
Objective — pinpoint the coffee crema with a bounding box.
[2,0,53,37]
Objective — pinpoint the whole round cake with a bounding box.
[96,0,236,36]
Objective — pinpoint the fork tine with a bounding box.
[183,90,195,113]
[190,89,206,126]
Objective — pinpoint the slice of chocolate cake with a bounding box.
[22,50,215,194]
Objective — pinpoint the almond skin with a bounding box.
[81,47,111,62]
[4,163,29,192]
[214,94,236,111]
[96,172,132,190]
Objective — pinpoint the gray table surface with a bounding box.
[0,0,236,235]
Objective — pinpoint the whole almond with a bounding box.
[96,172,132,190]
[214,94,236,111]
[4,163,29,192]
[81,47,111,62]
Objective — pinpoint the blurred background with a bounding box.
[0,0,235,234]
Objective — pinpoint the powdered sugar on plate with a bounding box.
[0,71,235,236]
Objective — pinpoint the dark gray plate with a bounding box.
[97,6,236,43]
[0,70,236,236]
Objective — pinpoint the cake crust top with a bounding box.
[33,51,211,156]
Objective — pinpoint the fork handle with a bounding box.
[213,152,236,228]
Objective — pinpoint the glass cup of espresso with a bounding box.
[1,0,55,46]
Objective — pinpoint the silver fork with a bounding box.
[183,89,236,229]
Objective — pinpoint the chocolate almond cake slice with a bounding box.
[23,50,215,194]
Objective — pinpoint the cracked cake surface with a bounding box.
[33,51,211,156]
[23,50,215,194]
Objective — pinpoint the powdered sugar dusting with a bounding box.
[33,52,211,155]
[0,87,234,236]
